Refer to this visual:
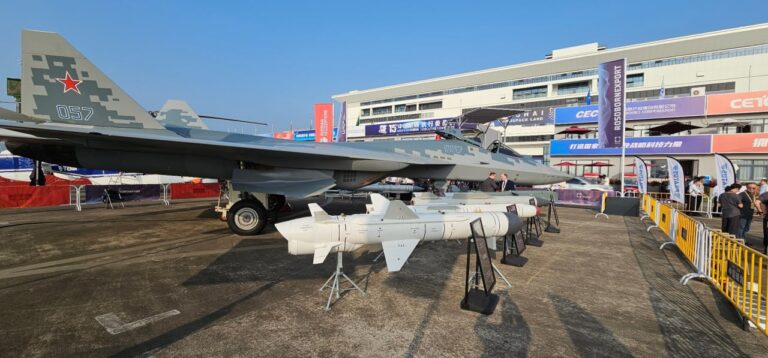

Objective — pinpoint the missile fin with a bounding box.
[313,242,342,264]
[307,203,332,222]
[382,201,420,220]
[381,239,420,272]
[369,193,390,214]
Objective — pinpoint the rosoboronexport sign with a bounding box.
[555,96,706,125]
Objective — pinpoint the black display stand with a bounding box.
[544,193,561,233]
[501,205,528,267]
[461,219,499,315]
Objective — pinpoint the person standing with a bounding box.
[687,176,704,214]
[480,172,498,192]
[719,184,743,237]
[498,173,516,192]
[738,183,760,239]
[757,189,768,254]
[760,178,768,195]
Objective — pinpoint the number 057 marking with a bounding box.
[56,105,93,121]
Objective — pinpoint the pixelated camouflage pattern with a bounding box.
[21,30,164,129]
[155,100,208,129]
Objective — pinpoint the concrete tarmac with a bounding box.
[0,198,767,357]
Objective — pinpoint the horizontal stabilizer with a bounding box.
[307,203,332,222]
[313,242,342,264]
[381,239,420,272]
[232,168,335,198]
[0,108,46,123]
[383,200,419,220]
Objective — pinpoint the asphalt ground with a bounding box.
[0,198,767,357]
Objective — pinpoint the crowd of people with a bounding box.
[716,180,768,254]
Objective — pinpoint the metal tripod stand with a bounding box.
[320,252,366,311]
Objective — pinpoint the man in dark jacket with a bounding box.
[480,172,498,192]
[758,191,768,254]
[498,173,516,192]
[719,184,743,237]
[738,183,759,239]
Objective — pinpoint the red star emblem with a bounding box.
[56,71,83,95]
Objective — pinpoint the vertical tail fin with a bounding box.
[155,100,208,130]
[21,30,164,129]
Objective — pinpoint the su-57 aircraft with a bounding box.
[0,30,571,235]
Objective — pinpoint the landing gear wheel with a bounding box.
[227,200,267,235]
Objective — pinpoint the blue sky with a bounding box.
[0,1,766,133]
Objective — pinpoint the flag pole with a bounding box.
[619,58,627,197]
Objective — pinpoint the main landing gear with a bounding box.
[216,182,285,235]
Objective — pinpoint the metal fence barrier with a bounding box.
[641,194,767,335]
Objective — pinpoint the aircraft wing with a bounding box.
[0,120,432,167]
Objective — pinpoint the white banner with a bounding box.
[713,153,736,196]
[634,156,648,194]
[666,157,685,203]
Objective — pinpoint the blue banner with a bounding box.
[364,118,454,137]
[598,58,626,148]
[294,128,338,141]
[555,96,707,125]
[550,135,712,156]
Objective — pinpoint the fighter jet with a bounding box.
[0,30,571,235]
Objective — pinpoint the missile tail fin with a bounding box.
[313,242,341,264]
[382,200,419,220]
[381,239,420,272]
[307,203,332,222]
[369,193,389,214]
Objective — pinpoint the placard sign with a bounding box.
[506,205,527,255]
[470,218,496,294]
[727,260,744,286]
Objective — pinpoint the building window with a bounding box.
[361,108,370,117]
[556,81,590,96]
[627,73,644,88]
[418,101,442,110]
[513,85,548,100]
[372,106,392,115]
[504,135,554,143]
[406,104,417,112]
[633,124,650,138]
[394,104,407,113]
[733,159,768,182]
[718,118,768,134]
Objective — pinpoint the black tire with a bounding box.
[227,200,267,235]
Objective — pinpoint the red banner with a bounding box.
[273,131,293,140]
[0,186,71,208]
[707,90,768,115]
[314,103,333,143]
[712,133,768,153]
[170,183,220,199]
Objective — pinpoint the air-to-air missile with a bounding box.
[364,193,538,218]
[275,195,524,272]
[412,192,544,206]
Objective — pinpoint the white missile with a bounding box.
[412,192,539,206]
[365,194,538,218]
[275,197,523,272]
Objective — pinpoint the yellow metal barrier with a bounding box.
[643,198,768,335]
[658,204,673,236]
[710,231,767,334]
[674,211,698,264]
[641,194,649,213]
